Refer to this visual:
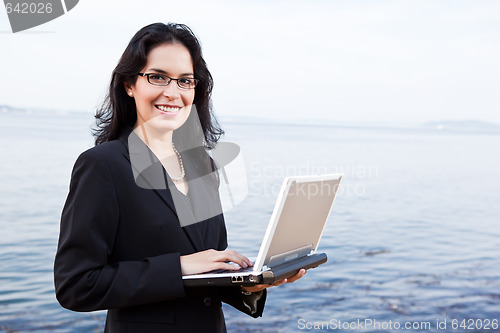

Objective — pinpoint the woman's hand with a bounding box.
[180,249,253,276]
[241,269,307,293]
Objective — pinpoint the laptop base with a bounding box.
[183,252,327,287]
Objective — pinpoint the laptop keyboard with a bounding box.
[207,265,255,274]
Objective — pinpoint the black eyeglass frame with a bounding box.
[137,73,199,89]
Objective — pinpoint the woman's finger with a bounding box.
[273,279,287,286]
[286,269,307,283]
[180,249,256,275]
[217,250,252,268]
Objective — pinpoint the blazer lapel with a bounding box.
[119,128,177,214]
[119,128,205,252]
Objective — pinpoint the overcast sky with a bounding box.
[1,0,499,123]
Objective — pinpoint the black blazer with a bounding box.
[54,128,266,333]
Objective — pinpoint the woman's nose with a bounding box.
[162,82,181,99]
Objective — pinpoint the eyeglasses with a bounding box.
[138,73,199,89]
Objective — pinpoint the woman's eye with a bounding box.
[150,74,167,81]
[179,78,192,85]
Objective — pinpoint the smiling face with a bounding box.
[125,42,195,137]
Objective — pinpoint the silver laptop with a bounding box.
[182,173,343,287]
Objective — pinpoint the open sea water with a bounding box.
[1,110,499,332]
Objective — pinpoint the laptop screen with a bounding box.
[253,174,343,270]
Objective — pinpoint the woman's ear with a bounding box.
[123,83,134,97]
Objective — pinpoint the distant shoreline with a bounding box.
[2,104,499,134]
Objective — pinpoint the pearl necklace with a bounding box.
[170,144,185,183]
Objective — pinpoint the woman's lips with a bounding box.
[155,105,182,115]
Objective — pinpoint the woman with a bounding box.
[54,22,305,332]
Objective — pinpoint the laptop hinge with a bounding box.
[267,244,313,268]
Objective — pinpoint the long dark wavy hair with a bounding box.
[93,22,223,148]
